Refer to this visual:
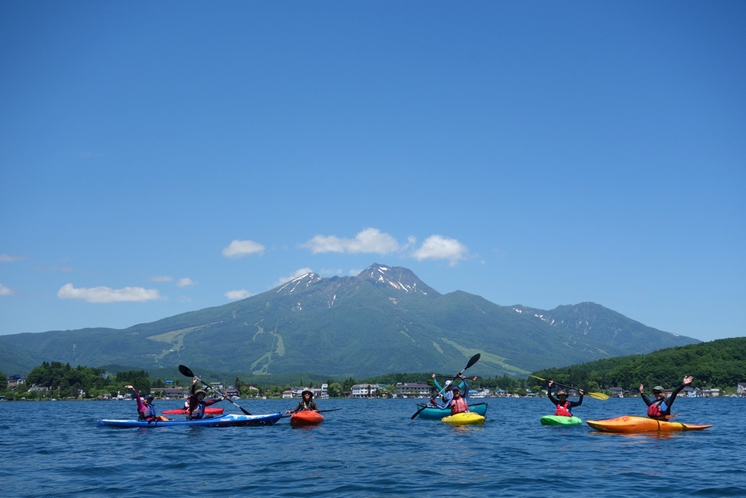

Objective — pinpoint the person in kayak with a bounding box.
[125,385,167,422]
[448,374,471,414]
[186,377,227,420]
[286,390,319,413]
[547,380,585,417]
[639,375,693,421]
[431,374,455,408]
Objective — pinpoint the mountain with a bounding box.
[0,263,699,377]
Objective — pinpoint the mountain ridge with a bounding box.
[0,263,699,377]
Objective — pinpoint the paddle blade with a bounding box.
[178,365,194,377]
[529,374,546,382]
[464,353,481,371]
[588,392,609,401]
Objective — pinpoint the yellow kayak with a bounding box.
[441,412,485,425]
[586,415,712,433]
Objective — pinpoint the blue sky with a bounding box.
[1,2,744,343]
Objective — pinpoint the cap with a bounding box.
[444,380,452,386]
[653,386,664,392]
[557,390,567,396]
[145,394,154,400]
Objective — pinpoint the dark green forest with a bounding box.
[528,337,746,393]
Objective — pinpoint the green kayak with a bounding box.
[540,415,583,426]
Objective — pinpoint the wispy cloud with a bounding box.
[176,278,196,288]
[222,239,265,258]
[57,283,163,303]
[0,283,14,296]
[225,289,252,300]
[412,235,469,266]
[0,254,30,263]
[302,228,400,254]
[273,268,314,287]
[150,275,174,282]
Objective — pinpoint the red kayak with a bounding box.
[162,407,224,415]
[290,410,324,426]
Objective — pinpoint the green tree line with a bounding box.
[528,337,746,393]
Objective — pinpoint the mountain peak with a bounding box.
[356,263,439,296]
[275,272,322,295]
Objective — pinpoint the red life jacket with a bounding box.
[554,401,572,417]
[647,400,666,418]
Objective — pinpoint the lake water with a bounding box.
[1,397,744,497]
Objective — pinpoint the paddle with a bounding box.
[411,353,481,420]
[178,365,252,415]
[529,374,609,400]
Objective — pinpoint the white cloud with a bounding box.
[150,275,174,282]
[0,283,14,296]
[0,254,29,263]
[222,239,265,258]
[273,267,314,287]
[57,283,163,303]
[176,278,196,288]
[412,235,468,265]
[302,228,400,254]
[225,289,252,300]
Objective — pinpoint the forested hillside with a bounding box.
[530,337,746,391]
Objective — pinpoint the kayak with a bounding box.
[290,410,324,426]
[586,415,713,433]
[441,412,485,425]
[97,412,282,428]
[540,415,583,426]
[415,402,489,420]
[162,407,224,415]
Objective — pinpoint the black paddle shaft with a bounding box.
[410,353,481,420]
[178,364,251,415]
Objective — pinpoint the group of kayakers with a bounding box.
[428,372,696,422]
[542,375,694,420]
[126,377,323,423]
[126,377,231,422]
[126,369,695,423]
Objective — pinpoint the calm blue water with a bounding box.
[1,397,744,497]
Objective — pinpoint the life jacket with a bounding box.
[451,397,469,414]
[144,403,156,419]
[191,401,205,419]
[647,399,667,418]
[554,401,572,417]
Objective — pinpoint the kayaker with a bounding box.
[125,384,165,422]
[286,390,319,413]
[431,374,454,408]
[186,377,227,419]
[448,374,470,414]
[547,380,585,417]
[639,375,693,421]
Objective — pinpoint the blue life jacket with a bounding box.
[191,402,205,419]
[144,403,156,419]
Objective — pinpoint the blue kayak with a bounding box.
[97,413,282,428]
[415,402,489,420]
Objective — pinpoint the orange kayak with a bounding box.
[290,410,324,426]
[586,415,712,433]
[162,407,224,415]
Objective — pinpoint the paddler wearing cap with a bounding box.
[547,380,585,417]
[186,377,227,420]
[447,373,471,414]
[125,384,166,422]
[639,376,693,420]
[430,374,460,409]
[286,389,318,413]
